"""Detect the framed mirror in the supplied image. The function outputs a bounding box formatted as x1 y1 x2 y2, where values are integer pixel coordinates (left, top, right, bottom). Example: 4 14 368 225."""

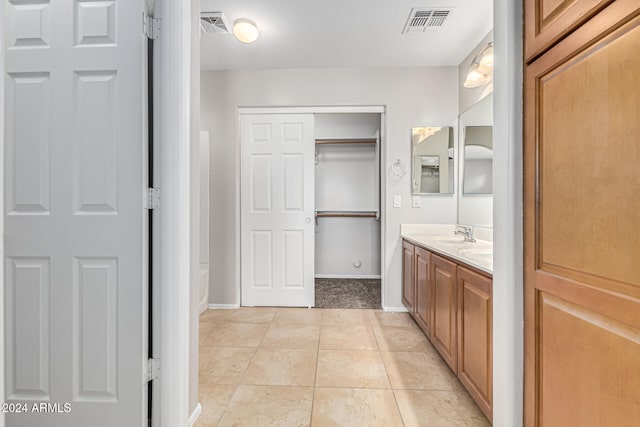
411 126 454 194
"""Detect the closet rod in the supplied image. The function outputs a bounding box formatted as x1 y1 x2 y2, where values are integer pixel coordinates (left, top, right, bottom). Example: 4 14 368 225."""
315 211 378 218
315 138 377 145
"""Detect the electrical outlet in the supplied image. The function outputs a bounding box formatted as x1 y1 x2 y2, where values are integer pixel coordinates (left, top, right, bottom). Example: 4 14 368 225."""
393 195 402 208
412 197 421 208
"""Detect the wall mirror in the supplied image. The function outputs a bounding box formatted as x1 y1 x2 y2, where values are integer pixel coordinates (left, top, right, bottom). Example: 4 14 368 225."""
463 126 493 194
460 94 493 195
411 126 454 194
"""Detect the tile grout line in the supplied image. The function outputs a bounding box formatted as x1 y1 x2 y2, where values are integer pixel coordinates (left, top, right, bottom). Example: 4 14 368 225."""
309 309 326 426
377 332 407 426
391 388 408 427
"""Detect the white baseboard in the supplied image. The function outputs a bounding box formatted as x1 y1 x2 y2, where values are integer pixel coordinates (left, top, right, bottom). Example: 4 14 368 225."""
188 403 201 427
314 274 382 279
208 303 240 310
382 306 409 312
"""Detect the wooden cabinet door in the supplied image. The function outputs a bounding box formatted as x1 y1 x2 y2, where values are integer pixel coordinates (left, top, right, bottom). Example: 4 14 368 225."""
402 240 415 313
414 246 432 338
431 254 457 372
457 267 492 422
524 0 613 61
524 10 640 427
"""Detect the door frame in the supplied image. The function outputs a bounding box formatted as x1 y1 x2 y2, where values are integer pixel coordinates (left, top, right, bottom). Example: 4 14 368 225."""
236 106 387 308
154 0 193 425
0 4 5 424
492 0 524 426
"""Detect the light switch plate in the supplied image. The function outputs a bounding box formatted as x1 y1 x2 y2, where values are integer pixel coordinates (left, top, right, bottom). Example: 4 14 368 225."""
412 197 421 208
393 195 402 208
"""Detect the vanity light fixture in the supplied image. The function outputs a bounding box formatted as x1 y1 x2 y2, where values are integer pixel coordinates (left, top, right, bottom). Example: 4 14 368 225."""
464 42 493 88
233 18 259 44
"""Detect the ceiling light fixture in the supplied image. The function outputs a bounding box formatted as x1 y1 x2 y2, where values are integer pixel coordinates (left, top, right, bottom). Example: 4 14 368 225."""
233 18 259 44
464 42 493 89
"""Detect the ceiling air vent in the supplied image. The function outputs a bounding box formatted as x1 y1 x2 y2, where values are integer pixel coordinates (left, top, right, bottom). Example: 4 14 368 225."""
200 12 231 34
403 8 454 34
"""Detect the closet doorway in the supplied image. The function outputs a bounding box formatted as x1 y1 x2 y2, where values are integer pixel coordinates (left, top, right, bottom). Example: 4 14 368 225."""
314 113 382 309
239 107 384 309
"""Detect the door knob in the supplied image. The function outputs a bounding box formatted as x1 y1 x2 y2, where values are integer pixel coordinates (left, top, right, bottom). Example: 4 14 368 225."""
305 217 311 224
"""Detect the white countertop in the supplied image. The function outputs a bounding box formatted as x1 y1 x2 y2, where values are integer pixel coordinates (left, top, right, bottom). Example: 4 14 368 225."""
400 224 493 275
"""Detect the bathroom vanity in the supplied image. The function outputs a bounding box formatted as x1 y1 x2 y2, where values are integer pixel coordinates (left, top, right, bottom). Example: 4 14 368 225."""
401 224 493 421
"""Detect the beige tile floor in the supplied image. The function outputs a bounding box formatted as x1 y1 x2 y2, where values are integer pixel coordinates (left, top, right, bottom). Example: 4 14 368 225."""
196 307 490 427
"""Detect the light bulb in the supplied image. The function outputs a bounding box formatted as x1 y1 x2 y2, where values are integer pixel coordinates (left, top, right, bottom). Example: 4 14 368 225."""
233 18 259 44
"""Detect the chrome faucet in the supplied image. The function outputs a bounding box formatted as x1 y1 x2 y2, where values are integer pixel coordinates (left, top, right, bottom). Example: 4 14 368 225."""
454 225 476 243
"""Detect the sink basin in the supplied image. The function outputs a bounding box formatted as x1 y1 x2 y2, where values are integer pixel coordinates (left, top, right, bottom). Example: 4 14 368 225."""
458 248 493 263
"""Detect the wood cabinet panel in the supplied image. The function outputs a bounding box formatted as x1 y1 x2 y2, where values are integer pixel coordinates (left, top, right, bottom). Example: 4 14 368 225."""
414 246 432 338
457 267 492 422
534 288 640 427
402 240 415 313
524 0 613 61
524 8 640 426
530 14 640 295
431 254 458 372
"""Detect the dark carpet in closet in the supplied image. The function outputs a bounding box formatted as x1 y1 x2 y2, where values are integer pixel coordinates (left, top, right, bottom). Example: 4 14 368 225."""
315 278 381 309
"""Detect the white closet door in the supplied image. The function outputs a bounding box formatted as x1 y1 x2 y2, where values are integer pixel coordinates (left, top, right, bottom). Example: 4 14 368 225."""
4 1 145 426
240 114 315 307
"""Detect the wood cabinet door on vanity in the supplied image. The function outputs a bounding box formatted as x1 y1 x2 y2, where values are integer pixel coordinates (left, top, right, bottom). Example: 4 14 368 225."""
402 240 415 313
457 267 492 421
525 0 614 60
414 246 432 338
524 3 640 426
431 254 458 372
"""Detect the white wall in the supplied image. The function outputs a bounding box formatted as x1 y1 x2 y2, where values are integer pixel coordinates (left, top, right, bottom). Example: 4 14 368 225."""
315 113 379 139
315 217 381 277
315 145 377 211
201 67 458 309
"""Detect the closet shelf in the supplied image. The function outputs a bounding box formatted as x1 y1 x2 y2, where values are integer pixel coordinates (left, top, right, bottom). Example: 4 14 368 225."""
315 138 377 145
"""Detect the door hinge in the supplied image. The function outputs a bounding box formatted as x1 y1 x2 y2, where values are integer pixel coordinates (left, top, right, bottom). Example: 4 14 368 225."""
144 187 160 210
144 358 160 383
143 13 160 39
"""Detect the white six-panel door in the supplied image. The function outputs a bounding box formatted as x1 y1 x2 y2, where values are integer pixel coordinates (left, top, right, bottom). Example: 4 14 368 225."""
240 114 315 307
4 1 146 426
